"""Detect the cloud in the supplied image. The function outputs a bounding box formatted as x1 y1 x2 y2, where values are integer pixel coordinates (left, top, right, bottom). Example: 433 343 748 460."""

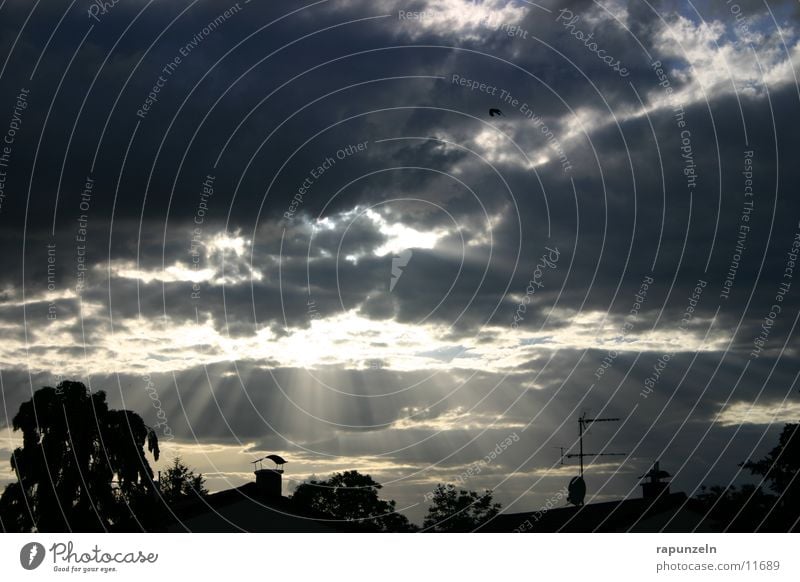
0 0 799 524
718 400 800 427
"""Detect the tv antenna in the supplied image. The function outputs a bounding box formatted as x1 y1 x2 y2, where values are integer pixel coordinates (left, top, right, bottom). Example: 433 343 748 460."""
560 413 627 477
559 412 627 505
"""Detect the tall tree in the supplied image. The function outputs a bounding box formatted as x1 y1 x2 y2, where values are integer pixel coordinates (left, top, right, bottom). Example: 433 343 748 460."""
741 423 800 530
292 470 416 532
742 423 800 495
0 381 160 532
159 457 207 505
422 484 501 532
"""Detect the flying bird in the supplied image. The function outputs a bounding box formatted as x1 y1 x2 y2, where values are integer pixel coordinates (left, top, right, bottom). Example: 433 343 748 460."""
489 108 503 117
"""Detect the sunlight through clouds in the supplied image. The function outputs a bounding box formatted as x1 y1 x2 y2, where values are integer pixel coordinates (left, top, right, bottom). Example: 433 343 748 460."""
718 401 800 427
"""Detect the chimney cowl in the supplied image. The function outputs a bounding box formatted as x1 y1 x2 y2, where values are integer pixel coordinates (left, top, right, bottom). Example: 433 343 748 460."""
639 461 671 500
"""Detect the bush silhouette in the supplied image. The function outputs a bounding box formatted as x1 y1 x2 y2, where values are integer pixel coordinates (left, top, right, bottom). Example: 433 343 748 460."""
423 484 501 532
292 470 416 531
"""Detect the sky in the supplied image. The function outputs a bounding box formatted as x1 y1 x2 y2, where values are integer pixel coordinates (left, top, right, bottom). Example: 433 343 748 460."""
1 0 800 525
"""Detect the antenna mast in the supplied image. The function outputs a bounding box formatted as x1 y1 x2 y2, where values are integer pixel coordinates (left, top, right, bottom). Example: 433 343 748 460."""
560 412 627 506
562 413 627 477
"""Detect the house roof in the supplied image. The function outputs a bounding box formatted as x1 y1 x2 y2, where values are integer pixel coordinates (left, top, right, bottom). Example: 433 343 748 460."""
165 482 367 532
478 492 723 532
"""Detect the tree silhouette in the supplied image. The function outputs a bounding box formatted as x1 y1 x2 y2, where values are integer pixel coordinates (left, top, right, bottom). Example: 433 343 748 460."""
0 381 160 532
292 470 416 531
422 484 501 532
741 423 800 530
742 423 800 494
159 457 207 505
694 484 778 531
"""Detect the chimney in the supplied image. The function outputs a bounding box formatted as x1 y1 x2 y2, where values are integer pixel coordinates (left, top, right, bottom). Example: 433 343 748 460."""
639 461 670 500
252 454 287 498
255 468 283 498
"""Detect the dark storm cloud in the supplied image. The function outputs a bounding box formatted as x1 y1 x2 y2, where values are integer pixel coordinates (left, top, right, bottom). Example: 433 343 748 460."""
0 0 796 333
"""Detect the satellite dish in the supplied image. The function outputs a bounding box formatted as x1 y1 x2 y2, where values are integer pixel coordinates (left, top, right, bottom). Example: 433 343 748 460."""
567 476 586 506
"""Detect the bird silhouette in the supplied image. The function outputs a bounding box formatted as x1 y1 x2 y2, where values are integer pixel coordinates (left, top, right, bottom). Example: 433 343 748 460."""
489 108 503 117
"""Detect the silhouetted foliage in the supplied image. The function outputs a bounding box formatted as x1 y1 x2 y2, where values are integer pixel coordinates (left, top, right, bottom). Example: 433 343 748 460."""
423 484 501 532
694 484 778 531
292 470 416 532
159 457 207 506
692 424 800 532
0 381 160 532
742 423 800 495
741 423 800 530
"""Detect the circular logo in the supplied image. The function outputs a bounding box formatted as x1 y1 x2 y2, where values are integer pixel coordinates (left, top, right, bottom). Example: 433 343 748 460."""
19 542 46 570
